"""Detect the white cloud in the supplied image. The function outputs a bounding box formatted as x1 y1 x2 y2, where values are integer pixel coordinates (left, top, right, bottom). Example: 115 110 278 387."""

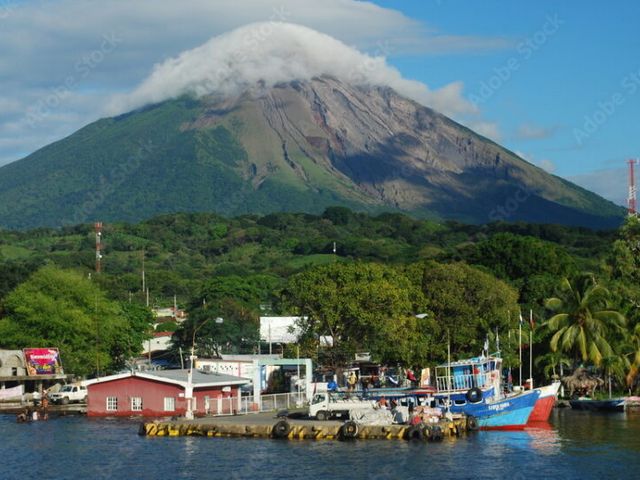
515 123 557 140
108 22 476 117
466 121 501 142
0 0 510 166
513 151 555 173
538 159 556 173
569 167 627 206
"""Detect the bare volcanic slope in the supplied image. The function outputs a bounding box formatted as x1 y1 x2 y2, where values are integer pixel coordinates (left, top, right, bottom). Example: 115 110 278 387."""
0 76 623 229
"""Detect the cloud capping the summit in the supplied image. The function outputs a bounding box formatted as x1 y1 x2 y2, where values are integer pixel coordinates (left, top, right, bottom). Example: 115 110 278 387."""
108 22 477 117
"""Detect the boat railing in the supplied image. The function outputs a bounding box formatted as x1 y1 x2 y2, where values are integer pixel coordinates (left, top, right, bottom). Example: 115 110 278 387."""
435 373 489 392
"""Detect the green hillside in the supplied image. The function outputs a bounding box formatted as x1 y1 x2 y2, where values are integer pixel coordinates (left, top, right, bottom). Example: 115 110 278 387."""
0 98 370 229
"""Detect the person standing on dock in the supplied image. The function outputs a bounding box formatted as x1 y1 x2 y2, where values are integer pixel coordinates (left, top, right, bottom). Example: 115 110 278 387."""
348 372 357 391
32 390 41 408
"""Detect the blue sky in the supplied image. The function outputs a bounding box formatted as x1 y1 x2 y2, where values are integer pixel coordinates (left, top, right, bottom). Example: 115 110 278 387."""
377 0 640 203
1 0 638 204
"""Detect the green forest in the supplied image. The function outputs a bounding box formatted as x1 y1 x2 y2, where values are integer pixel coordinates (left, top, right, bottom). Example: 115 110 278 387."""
0 208 638 393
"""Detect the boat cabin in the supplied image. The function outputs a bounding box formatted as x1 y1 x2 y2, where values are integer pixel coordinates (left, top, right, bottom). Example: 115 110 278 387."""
435 355 502 393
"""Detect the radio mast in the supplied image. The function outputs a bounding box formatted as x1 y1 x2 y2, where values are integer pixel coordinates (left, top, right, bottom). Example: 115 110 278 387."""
95 222 103 273
628 159 637 215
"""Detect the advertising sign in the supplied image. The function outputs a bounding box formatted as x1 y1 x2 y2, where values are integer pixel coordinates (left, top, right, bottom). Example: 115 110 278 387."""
23 348 64 375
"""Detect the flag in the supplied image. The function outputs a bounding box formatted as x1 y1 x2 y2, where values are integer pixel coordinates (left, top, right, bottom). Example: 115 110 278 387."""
519 312 524 325
529 309 535 329
483 336 489 353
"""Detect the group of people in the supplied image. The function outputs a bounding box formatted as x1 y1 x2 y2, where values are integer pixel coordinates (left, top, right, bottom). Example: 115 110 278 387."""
375 396 425 425
341 368 420 392
16 390 49 423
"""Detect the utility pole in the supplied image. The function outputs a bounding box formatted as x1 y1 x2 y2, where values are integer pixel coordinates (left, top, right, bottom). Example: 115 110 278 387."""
141 249 146 293
185 317 219 419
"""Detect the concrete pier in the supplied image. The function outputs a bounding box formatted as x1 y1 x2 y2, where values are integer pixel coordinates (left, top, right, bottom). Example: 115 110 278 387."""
139 412 472 441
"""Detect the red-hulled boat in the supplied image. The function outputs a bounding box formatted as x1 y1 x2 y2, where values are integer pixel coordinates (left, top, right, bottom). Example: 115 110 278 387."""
527 381 560 423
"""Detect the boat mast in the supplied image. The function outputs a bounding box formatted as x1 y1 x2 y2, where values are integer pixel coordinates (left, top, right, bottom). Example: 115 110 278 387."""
529 309 534 390
519 311 523 388
447 330 452 413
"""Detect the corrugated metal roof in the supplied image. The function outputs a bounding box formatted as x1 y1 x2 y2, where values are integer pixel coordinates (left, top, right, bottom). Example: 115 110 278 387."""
149 369 246 385
84 369 249 387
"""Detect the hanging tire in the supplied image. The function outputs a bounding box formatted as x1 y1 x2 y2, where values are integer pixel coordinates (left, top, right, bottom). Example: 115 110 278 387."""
271 420 291 439
315 410 328 421
430 425 444 442
466 415 479 432
422 424 433 441
405 425 425 441
340 421 358 440
465 387 483 403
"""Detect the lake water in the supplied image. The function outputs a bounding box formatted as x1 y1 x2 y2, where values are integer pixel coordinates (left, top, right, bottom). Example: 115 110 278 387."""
1 409 639 479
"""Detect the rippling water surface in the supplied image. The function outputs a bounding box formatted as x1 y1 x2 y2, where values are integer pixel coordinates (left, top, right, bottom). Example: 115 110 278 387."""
1 409 639 479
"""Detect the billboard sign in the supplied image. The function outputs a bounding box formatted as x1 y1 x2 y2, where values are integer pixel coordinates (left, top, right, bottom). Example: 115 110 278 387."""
23 348 64 376
259 316 304 343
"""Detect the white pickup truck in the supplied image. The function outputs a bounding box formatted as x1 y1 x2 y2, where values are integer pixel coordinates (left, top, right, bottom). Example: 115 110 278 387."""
308 392 377 421
48 384 87 405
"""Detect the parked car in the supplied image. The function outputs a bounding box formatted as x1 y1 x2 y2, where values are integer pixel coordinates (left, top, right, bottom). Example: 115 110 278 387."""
48 384 87 404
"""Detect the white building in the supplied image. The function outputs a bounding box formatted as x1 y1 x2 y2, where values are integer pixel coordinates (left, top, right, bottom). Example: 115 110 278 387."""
141 332 173 354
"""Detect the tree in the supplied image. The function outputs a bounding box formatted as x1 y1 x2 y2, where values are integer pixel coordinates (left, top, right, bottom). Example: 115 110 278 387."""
421 261 519 358
544 274 625 367
172 298 259 357
534 350 571 381
0 266 150 376
468 233 575 282
622 322 640 390
281 262 433 366
171 275 271 357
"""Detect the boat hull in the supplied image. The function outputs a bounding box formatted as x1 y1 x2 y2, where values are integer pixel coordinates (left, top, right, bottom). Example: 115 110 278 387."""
440 390 540 430
528 382 561 423
569 399 625 412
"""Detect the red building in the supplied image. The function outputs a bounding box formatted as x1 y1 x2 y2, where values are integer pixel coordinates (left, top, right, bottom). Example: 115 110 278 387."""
85 369 248 417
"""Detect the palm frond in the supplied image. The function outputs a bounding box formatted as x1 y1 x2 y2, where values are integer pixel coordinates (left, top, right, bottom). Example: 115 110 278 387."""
545 297 563 311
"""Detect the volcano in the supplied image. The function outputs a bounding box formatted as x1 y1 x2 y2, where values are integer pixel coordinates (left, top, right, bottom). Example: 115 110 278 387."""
0 76 623 229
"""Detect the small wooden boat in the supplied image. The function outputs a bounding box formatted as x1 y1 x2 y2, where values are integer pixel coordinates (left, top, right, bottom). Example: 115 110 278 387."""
569 397 625 412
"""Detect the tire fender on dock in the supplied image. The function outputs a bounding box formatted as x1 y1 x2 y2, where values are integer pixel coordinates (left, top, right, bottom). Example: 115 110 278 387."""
405 425 425 441
340 421 359 440
271 420 292 439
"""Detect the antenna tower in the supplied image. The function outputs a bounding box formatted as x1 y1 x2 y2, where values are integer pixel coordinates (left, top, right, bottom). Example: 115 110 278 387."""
628 159 637 215
95 222 103 273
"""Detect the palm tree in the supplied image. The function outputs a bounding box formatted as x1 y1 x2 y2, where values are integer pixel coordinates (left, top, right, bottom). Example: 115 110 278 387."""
600 355 627 397
535 350 572 380
623 322 640 390
544 274 625 367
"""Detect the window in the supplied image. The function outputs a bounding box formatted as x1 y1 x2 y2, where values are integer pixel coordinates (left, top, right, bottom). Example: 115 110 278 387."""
164 397 175 412
106 397 118 411
131 397 143 412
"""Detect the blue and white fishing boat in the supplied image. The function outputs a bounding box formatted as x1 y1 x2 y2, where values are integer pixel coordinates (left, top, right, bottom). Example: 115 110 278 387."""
433 354 540 430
